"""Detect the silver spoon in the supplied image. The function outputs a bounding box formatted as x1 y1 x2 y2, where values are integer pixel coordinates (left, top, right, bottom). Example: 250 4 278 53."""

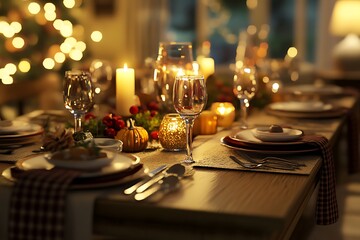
134 175 180 201
123 165 167 195
135 163 186 193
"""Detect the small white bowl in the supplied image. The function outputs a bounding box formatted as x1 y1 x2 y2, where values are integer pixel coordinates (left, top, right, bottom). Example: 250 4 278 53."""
251 127 303 142
45 149 116 171
90 138 123 152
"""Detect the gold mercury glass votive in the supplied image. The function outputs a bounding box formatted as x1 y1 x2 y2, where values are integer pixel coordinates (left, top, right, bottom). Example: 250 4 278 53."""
159 113 186 151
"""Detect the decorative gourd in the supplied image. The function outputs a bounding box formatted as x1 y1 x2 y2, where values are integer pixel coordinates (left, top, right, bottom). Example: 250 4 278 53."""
115 119 149 152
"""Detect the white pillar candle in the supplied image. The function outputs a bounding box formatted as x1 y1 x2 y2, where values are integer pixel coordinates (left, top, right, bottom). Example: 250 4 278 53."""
199 57 215 80
116 64 135 116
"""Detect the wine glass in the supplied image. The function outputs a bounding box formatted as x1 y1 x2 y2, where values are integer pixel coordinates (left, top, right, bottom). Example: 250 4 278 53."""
63 70 95 132
233 66 257 129
89 59 113 114
89 59 113 98
154 42 194 113
173 75 207 164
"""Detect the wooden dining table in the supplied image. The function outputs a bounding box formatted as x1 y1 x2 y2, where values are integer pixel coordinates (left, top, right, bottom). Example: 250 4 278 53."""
91 94 359 240
0 92 359 240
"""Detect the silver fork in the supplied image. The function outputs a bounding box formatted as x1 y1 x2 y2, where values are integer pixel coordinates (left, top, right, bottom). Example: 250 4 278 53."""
235 151 306 168
230 156 297 171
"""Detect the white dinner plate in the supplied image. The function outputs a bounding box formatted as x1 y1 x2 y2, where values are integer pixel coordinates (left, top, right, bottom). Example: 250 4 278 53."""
16 151 140 178
1 165 146 190
251 128 303 142
268 101 333 112
0 120 43 139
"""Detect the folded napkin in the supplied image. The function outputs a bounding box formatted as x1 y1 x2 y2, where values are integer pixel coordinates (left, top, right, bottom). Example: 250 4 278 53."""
347 98 360 173
301 135 339 225
8 168 81 240
8 163 143 240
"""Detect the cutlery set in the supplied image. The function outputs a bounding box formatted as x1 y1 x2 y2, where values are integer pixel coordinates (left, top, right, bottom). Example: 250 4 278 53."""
124 163 194 201
229 153 305 171
127 154 300 201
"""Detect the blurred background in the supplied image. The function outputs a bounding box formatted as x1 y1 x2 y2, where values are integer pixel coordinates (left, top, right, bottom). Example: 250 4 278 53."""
0 0 347 119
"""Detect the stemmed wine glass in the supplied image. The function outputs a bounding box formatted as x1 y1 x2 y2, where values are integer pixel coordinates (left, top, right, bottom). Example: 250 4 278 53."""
63 70 95 132
154 42 194 113
233 66 257 129
173 75 207 164
89 59 113 100
89 59 113 115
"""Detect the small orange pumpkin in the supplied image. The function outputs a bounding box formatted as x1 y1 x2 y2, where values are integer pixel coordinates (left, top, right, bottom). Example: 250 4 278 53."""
115 119 149 152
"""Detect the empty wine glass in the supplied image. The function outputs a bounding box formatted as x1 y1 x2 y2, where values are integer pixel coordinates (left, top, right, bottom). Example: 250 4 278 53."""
89 59 113 99
233 66 257 129
154 42 194 113
173 75 207 164
63 70 95 132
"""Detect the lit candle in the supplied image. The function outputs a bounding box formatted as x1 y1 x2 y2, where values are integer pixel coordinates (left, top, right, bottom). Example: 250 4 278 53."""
116 64 135 116
192 62 199 75
193 110 217 135
199 57 215 80
210 102 235 128
268 80 283 102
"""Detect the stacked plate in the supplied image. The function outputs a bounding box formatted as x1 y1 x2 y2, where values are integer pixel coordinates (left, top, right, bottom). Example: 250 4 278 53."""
266 101 346 118
2 150 145 189
221 128 318 154
0 120 44 148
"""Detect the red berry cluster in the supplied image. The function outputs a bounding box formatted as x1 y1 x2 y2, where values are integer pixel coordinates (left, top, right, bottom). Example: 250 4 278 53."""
129 101 161 140
102 113 126 138
84 112 96 121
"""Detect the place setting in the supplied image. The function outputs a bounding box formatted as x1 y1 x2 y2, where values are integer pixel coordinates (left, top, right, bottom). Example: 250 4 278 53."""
0 120 44 147
265 100 347 118
191 124 320 175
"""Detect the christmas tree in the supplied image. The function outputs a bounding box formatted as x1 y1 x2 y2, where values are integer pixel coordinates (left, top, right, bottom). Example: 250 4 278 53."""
0 0 90 84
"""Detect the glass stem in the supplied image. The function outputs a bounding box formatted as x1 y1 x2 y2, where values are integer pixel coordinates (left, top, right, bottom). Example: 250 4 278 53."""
74 113 82 132
239 98 248 129
184 117 195 163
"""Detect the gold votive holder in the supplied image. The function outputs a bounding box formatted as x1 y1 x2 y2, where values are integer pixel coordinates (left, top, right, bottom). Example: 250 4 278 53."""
210 102 236 128
159 113 186 151
193 110 217 135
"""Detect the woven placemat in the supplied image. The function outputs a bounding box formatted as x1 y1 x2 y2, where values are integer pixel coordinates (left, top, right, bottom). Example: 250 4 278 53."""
192 133 321 175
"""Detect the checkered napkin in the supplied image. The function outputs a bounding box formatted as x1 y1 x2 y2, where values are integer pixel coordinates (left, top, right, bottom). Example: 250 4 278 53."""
302 135 339 225
347 97 360 173
8 168 81 240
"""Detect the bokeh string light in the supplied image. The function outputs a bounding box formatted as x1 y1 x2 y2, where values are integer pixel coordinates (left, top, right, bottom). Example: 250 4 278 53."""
0 0 102 85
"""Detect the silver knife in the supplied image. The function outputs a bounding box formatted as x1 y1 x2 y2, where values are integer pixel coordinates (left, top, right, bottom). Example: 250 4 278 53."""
123 164 167 195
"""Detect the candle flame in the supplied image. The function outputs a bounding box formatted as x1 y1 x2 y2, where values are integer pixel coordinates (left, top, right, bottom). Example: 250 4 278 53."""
192 62 199 75
123 63 128 70
177 68 185 76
